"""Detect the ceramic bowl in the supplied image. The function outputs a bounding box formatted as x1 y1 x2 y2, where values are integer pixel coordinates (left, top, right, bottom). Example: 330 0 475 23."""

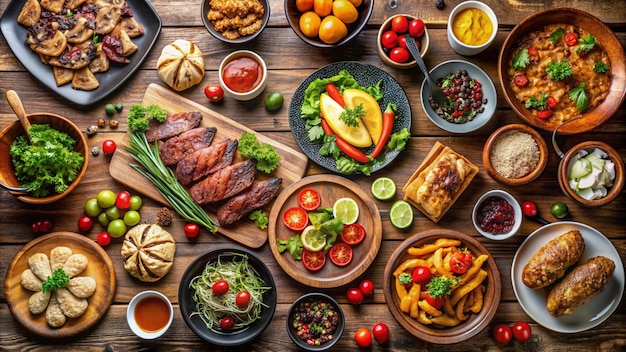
201 0 269 44
377 14 429 69
383 229 501 344
285 0 373 48
472 190 523 240
286 293 345 351
127 290 174 339
0 112 89 204
483 124 548 186
420 60 497 133
497 8 626 134
447 1 498 56
557 141 624 207
218 50 267 101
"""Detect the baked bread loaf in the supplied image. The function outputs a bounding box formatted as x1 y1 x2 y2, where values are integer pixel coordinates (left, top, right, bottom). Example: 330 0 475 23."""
402 142 479 223
121 224 176 282
157 39 205 91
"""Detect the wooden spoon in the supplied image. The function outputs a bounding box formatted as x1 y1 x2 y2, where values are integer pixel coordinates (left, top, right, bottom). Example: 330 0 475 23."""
6 90 32 143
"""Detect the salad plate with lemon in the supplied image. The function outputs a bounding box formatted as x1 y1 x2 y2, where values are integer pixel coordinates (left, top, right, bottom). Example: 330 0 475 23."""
289 62 412 175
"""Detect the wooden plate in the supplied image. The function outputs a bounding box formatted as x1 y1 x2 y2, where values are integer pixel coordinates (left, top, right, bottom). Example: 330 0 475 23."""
4 232 116 338
268 174 382 288
110 84 309 248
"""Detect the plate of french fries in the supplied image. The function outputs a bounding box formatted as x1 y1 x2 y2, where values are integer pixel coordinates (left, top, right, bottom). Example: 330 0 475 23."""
382 229 501 344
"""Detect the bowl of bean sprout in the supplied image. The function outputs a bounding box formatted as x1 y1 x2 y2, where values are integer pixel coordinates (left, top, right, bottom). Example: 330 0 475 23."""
178 248 277 346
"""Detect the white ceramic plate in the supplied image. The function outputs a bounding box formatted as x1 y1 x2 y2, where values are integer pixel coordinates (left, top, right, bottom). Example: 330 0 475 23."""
511 221 624 333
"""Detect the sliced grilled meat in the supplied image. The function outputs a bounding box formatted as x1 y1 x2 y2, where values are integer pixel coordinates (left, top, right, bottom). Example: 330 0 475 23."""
158 127 217 165
189 159 256 204
217 178 282 226
175 139 238 185
145 111 202 142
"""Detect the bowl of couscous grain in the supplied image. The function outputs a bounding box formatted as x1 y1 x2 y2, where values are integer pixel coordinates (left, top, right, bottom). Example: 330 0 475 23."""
482 124 548 186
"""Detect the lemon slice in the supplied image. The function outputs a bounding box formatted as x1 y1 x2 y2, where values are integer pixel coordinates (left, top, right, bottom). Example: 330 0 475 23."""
300 225 326 252
390 200 414 229
319 93 372 148
343 89 383 145
371 177 397 201
333 197 359 224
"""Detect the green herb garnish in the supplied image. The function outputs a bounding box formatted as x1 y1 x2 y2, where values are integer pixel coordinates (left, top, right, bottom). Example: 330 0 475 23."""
277 234 303 260
42 268 70 293
512 48 531 70
339 104 365 127
569 83 589 112
248 209 269 229
593 62 610 73
546 60 573 81
398 273 412 285
577 34 597 54
238 132 281 174
426 276 459 298
550 27 565 43
127 104 168 133
525 92 549 110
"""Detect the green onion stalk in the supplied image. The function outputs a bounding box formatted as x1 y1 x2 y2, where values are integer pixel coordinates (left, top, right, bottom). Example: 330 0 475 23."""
125 132 217 233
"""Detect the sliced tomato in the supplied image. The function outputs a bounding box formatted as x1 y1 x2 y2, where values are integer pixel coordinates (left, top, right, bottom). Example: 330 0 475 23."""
450 252 472 274
282 207 308 231
329 243 353 266
425 292 445 309
340 223 366 245
513 74 528 87
302 249 326 271
297 188 321 211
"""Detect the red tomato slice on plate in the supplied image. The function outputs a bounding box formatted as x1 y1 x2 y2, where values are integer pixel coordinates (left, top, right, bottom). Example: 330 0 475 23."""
297 188 321 211
302 249 326 271
340 223 366 245
282 207 309 231
329 243 353 266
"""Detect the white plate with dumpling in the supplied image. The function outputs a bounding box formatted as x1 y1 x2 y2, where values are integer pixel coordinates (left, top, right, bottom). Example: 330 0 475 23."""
4 231 116 338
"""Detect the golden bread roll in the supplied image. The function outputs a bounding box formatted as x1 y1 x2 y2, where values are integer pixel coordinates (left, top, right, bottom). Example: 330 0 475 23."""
522 230 585 289
546 256 615 317
157 39 205 91
121 224 176 282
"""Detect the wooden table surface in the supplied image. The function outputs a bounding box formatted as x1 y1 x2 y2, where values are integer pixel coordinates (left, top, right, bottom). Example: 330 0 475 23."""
1 0 625 350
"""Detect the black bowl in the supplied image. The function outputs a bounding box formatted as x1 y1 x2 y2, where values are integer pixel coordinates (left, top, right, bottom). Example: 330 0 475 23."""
201 0 270 44
178 248 276 346
286 293 345 351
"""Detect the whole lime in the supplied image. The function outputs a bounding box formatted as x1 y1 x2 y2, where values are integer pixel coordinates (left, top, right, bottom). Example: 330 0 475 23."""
550 201 569 219
264 92 284 111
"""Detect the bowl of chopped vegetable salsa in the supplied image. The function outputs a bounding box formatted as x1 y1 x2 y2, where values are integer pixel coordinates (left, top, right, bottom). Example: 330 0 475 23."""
178 248 277 346
286 293 345 351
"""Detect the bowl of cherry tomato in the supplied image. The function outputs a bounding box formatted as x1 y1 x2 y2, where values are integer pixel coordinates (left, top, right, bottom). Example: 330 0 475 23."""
377 14 429 69
285 0 373 48
286 292 345 351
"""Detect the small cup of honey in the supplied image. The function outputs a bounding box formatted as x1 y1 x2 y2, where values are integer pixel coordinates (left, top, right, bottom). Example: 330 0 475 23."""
127 290 174 339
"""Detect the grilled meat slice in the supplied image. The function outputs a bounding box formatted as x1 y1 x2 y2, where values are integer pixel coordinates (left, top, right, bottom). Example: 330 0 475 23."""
158 127 217 165
189 159 256 204
217 178 282 226
175 139 238 185
145 111 202 142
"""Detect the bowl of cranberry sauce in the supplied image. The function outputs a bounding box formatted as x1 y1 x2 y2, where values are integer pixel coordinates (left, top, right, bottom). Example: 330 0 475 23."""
472 190 522 240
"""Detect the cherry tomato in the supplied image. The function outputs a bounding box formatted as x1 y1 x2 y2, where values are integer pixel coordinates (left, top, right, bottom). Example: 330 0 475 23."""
512 321 532 342
397 34 408 49
212 279 229 296
31 222 40 234
354 327 372 347
346 287 364 305
425 292 445 309
340 223 366 245
391 15 409 33
521 200 538 217
204 84 224 102
77 215 93 232
381 30 399 49
302 249 326 271
514 74 529 87
450 251 472 274
115 190 131 210
359 279 375 295
184 223 200 238
102 139 117 155
329 243 353 266
565 32 578 46
389 47 409 63
536 109 552 119
219 316 235 330
97 231 112 247
282 207 309 232
408 18 425 37
97 189 116 208
527 47 539 61
297 188 321 211
236 290 251 308
372 322 389 344
493 323 512 344
32 219 53 234
547 96 558 109
411 266 432 287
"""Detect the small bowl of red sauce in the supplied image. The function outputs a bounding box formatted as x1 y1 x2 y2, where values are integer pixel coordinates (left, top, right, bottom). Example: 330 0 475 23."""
219 50 267 101
472 190 522 240
127 290 174 339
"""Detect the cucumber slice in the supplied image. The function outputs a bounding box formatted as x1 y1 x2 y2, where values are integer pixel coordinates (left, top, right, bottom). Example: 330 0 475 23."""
569 158 591 180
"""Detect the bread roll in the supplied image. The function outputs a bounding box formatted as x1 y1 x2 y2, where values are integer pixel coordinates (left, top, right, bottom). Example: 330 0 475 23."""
121 224 176 282
157 39 204 91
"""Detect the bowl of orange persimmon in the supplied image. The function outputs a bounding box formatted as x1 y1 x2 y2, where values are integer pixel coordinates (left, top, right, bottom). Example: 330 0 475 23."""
382 229 501 344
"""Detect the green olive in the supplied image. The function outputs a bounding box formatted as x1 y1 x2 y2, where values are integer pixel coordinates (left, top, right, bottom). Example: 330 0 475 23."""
264 92 284 111
105 205 120 220
107 219 127 238
97 190 116 208
104 103 116 116
84 198 102 218
129 195 143 211
550 202 569 219
123 210 141 226
98 212 110 227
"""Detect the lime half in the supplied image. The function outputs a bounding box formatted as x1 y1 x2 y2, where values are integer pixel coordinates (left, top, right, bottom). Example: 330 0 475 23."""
371 177 397 201
333 197 359 224
300 225 326 252
390 200 414 229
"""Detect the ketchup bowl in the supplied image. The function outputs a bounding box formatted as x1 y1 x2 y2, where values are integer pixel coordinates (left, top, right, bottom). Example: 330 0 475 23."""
127 290 174 339
218 50 267 101
472 189 522 240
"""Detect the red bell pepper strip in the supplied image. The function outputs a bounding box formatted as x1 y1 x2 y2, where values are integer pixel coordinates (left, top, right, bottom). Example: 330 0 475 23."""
321 119 370 163
325 83 345 107
370 103 396 159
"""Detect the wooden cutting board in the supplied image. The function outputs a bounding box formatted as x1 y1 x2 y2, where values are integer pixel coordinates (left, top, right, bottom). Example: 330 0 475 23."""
110 83 309 248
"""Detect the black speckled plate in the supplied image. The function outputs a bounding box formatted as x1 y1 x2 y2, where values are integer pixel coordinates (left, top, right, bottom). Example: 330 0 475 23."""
288 61 411 175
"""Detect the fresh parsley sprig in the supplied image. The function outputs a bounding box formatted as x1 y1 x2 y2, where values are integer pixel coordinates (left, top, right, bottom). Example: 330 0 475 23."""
569 83 589 112
546 60 573 81
593 62 609 73
339 104 365 127
525 92 549 110
550 27 565 43
512 48 531 70
42 268 70 293
577 34 597 55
